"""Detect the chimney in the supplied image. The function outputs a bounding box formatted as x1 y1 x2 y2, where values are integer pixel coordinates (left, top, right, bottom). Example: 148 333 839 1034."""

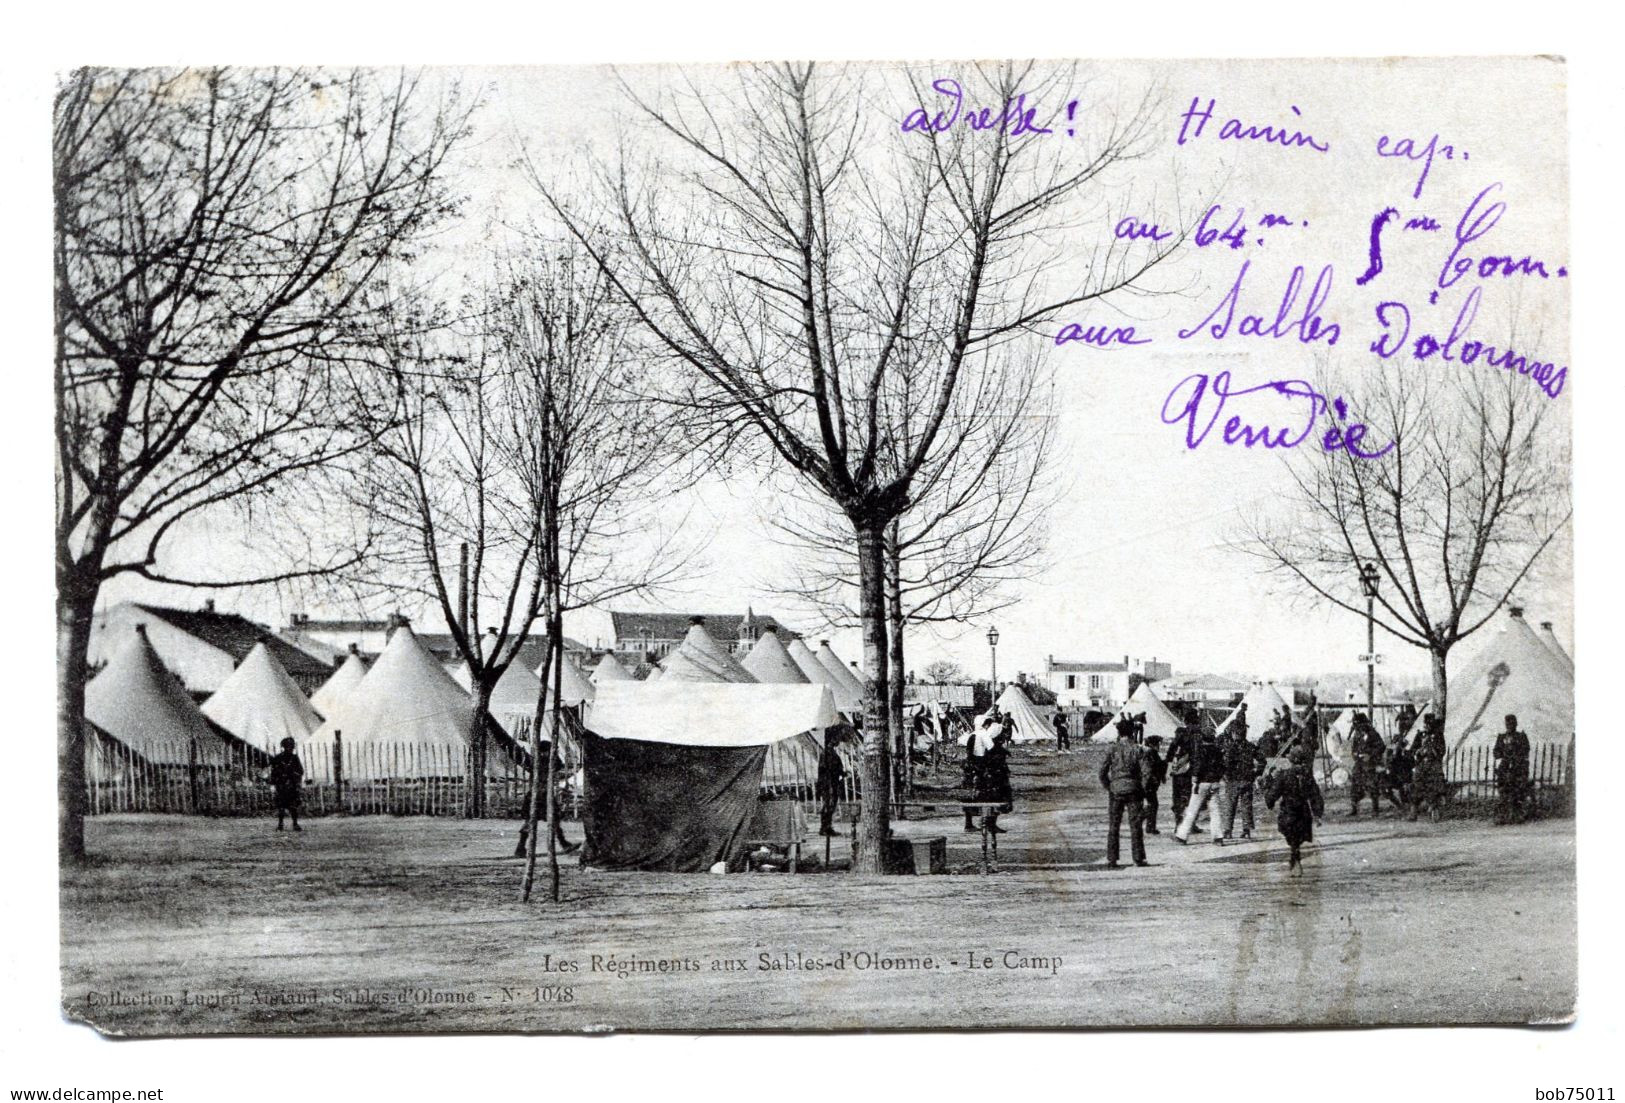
1123 654 1129 668
1509 605 1524 619
1540 620 1554 631
290 612 308 628
348 642 360 656
203 598 216 613
820 639 830 648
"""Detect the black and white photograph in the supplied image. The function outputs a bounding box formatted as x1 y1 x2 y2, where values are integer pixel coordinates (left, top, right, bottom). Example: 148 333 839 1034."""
5 8 1619 1097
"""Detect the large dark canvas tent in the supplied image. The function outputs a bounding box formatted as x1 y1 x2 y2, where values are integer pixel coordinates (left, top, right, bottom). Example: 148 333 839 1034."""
579 681 838 872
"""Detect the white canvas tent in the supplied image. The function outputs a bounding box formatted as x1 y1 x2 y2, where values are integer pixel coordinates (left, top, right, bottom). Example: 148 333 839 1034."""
310 650 368 718
201 641 322 753
786 637 860 712
1437 607 1574 753
305 626 503 780
534 654 597 705
994 684 1052 743
1088 681 1183 743
658 621 757 684
591 652 635 683
589 681 839 747
1539 620 1575 677
87 626 233 767
1216 682 1295 739
815 642 866 700
742 629 810 684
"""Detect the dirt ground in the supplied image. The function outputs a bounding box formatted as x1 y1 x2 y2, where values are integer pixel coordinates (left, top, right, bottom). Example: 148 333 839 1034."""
60 746 1576 1034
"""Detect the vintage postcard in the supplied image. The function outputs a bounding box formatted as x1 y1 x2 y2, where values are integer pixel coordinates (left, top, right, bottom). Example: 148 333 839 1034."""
52 56 1574 1036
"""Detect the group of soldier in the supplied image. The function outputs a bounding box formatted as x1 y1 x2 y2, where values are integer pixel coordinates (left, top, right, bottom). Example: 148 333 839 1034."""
1091 697 1541 870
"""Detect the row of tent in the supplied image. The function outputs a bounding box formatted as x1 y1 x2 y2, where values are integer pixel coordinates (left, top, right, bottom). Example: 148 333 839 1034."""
1077 607 1575 762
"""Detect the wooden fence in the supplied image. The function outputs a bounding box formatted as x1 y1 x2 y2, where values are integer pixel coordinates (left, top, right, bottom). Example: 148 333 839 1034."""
1319 739 1575 818
84 731 852 818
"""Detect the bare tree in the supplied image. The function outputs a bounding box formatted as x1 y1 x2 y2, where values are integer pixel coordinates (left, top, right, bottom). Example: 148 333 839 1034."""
54 67 472 861
1237 359 1570 732
770 358 1061 796
540 61 1174 870
492 244 694 903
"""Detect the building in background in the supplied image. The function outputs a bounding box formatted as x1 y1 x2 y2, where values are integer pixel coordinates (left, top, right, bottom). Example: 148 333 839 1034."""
284 612 586 670
91 600 334 696
570 607 801 664
1155 672 1250 705
1043 654 1172 710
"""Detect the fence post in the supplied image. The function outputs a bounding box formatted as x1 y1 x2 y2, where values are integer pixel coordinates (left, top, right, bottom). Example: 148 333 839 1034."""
187 738 200 813
333 731 344 815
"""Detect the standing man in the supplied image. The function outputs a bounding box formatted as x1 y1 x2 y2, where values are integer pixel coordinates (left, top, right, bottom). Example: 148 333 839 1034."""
1099 718 1149 868
269 736 304 832
816 729 848 837
1053 709 1071 754
962 711 999 832
1175 725 1227 844
1383 729 1414 812
1166 718 1198 832
1141 735 1168 835
1348 713 1386 817
1409 714 1449 822
1220 724 1265 841
1494 713 1532 824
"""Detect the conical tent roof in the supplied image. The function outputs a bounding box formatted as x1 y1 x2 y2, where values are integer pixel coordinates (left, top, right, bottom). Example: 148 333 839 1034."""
306 626 485 778
201 641 321 752
592 652 634 683
658 622 756 683
994 684 1051 743
1539 621 1575 677
311 652 368 718
1441 608 1573 752
787 638 859 712
87 627 230 766
534 653 597 705
489 660 543 723
1089 681 1183 743
816 642 865 698
445 659 473 692
1216 682 1294 739
741 630 809 684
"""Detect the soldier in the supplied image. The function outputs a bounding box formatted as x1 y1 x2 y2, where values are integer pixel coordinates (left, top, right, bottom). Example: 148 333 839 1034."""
1348 713 1386 816
978 727 1014 835
1383 729 1414 811
1494 713 1533 824
268 736 304 832
1142 735 1168 835
962 710 1000 832
1098 718 1150 868
1052 710 1071 753
1165 718 1199 832
815 729 847 837
1263 745 1325 871
1256 708 1284 761
1409 714 1448 822
1174 726 1227 844
1220 724 1265 841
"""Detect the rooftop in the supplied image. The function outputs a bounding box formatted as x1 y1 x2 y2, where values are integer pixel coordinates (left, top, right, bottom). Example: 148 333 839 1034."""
609 610 799 643
132 603 332 680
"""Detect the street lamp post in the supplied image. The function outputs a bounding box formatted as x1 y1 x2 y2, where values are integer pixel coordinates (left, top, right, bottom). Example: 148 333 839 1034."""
987 626 1001 699
1359 562 1380 725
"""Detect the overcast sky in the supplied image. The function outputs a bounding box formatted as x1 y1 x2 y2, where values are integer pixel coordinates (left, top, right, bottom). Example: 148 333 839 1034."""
99 58 1573 686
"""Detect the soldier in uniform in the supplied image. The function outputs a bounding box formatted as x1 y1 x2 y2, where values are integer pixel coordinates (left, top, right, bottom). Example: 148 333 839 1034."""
1098 718 1150 868
1166 718 1198 831
269 736 304 832
1052 710 1071 753
1494 713 1533 824
1255 708 1284 761
1141 735 1167 835
1220 723 1265 841
1382 729 1414 811
1409 714 1448 821
1347 713 1386 816
978 726 1014 835
1175 725 1227 844
1263 744 1325 871
815 729 847 837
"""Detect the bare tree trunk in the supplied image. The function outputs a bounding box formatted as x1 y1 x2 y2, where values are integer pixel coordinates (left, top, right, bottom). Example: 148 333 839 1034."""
853 519 890 873
547 608 564 904
885 522 908 807
56 577 96 864
1430 648 1450 730
519 702 546 900
467 685 492 819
